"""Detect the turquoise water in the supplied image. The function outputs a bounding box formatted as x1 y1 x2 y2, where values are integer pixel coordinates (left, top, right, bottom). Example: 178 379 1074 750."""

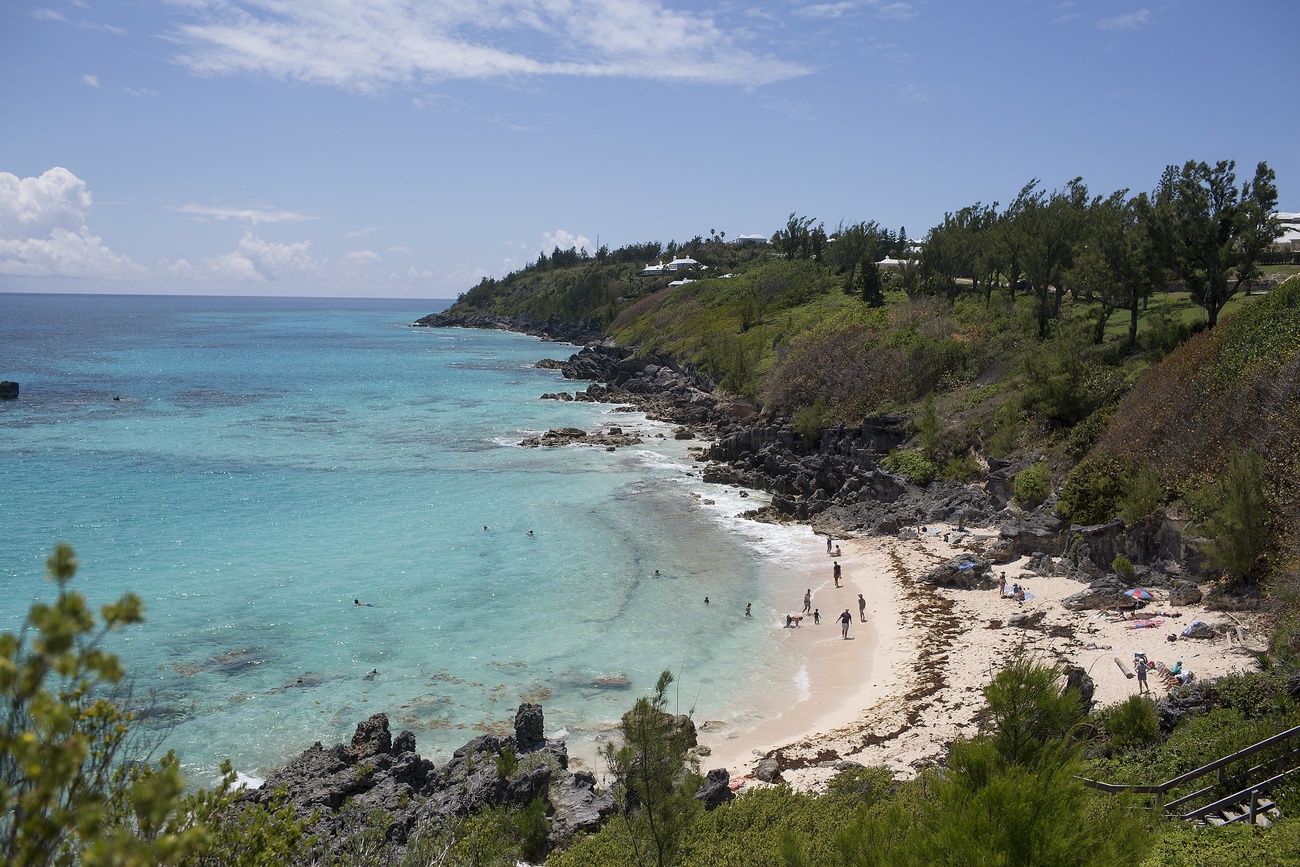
0 293 815 783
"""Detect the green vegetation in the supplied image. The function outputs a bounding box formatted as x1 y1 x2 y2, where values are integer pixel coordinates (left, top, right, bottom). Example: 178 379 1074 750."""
880 450 937 487
1013 463 1052 506
0 545 308 867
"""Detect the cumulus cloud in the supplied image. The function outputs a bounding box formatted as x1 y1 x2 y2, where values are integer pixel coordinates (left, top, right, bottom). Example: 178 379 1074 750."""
0 167 146 278
168 0 810 88
1097 9 1151 30
161 231 317 281
173 202 317 224
83 74 101 87
541 229 593 256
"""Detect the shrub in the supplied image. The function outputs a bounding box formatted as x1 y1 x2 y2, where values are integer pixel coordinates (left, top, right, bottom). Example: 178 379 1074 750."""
941 453 981 484
1013 463 1052 506
1118 466 1165 525
985 402 1022 458
793 396 828 449
1057 457 1126 525
1112 556 1135 577
881 450 938 486
1103 695 1160 750
1199 447 1271 581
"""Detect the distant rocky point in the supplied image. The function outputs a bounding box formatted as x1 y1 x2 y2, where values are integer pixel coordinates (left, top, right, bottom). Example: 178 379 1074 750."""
0 381 18 400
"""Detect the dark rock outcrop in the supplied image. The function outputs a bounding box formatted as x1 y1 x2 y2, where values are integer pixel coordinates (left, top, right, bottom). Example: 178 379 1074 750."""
246 705 578 861
917 556 994 590
0 381 17 400
694 768 735 810
412 312 603 344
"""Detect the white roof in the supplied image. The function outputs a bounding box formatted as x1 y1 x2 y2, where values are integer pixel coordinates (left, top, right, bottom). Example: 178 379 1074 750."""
1276 212 1300 223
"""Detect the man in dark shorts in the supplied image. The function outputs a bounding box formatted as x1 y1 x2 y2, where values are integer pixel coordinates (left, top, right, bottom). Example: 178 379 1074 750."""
839 609 852 638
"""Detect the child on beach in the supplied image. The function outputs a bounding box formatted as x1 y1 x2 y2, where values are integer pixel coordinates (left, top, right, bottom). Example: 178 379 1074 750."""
813 608 821 624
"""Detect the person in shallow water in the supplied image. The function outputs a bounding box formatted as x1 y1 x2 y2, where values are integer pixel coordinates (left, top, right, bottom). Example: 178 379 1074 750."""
813 608 821 625
745 603 752 617
803 589 812 613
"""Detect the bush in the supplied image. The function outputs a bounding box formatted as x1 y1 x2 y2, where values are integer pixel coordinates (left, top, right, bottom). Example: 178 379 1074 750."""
1118 466 1165 525
1112 556 1135 577
1199 447 1271 581
881 450 938 486
1102 696 1160 750
1057 457 1126 525
1013 463 1052 506
941 453 981 484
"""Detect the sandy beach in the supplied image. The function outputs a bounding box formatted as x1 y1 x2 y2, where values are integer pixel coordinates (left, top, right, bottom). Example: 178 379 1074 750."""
697 523 1264 790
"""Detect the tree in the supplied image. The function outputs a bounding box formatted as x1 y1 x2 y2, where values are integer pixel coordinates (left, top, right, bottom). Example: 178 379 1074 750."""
1071 190 1163 347
1012 178 1089 337
827 221 880 296
829 659 1149 867
1200 446 1271 581
0 546 307 867
1150 159 1280 328
600 670 701 867
0 545 204 865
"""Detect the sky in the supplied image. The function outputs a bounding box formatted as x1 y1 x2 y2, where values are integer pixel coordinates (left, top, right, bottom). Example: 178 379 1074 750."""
1 1 1297 300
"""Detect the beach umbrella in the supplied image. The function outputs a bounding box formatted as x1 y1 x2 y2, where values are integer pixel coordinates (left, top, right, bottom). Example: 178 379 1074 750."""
1124 588 1154 600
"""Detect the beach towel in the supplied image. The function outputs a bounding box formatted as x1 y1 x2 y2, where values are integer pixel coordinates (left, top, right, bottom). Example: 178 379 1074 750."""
957 561 976 571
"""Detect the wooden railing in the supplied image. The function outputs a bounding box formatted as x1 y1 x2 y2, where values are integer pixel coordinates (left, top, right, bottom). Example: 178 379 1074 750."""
1079 723 1300 823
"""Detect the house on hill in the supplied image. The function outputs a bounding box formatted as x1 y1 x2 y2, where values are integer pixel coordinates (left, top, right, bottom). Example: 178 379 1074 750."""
1272 212 1300 254
640 255 708 276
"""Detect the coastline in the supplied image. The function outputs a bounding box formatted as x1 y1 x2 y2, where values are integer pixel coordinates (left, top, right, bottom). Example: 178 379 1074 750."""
700 522 1263 790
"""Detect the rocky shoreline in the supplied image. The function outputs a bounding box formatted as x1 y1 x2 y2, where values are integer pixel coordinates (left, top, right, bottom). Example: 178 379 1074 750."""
233 313 1261 859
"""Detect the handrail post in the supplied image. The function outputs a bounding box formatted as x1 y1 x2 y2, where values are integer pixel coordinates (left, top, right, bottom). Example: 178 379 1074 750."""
1249 789 1259 824
1155 791 1163 815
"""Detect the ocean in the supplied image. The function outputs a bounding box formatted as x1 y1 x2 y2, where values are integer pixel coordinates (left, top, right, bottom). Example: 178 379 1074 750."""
0 292 818 785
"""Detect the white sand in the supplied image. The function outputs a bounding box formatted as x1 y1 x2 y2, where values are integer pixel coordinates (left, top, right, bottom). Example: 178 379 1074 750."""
695 523 1263 791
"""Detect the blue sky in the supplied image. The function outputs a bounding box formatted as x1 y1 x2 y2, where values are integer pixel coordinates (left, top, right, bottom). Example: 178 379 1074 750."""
2 0 1296 299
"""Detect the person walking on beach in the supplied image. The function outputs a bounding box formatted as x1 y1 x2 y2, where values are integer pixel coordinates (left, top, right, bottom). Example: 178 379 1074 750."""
1135 653 1150 694
745 603 752 618
833 561 842 587
813 608 821 625
802 589 812 613
857 593 866 621
839 609 852 639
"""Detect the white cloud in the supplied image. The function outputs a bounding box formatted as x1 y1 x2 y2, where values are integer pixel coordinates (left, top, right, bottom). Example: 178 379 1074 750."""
160 231 316 282
346 225 381 238
168 0 810 88
541 229 593 256
0 167 147 278
1097 9 1151 30
83 74 101 87
173 202 317 224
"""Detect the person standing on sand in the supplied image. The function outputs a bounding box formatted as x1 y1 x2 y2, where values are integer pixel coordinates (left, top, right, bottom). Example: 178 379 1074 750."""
745 603 752 618
833 561 842 587
998 572 1007 597
827 535 833 554
1135 653 1150 694
803 589 812 613
839 609 852 639
858 593 866 621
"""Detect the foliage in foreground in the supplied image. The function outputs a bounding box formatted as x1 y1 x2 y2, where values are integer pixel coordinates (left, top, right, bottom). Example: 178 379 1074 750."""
0 546 308 867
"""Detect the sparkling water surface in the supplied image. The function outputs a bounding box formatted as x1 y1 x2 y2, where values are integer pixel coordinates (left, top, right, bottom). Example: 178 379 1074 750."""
0 292 815 783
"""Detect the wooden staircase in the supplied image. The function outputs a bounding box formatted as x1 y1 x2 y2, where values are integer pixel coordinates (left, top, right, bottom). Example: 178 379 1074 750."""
1080 723 1300 826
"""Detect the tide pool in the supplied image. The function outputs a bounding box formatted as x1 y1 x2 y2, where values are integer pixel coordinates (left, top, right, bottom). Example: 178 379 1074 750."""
0 293 816 784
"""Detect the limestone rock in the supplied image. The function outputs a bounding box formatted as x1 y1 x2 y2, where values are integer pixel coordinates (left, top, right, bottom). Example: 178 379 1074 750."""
0 381 18 400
